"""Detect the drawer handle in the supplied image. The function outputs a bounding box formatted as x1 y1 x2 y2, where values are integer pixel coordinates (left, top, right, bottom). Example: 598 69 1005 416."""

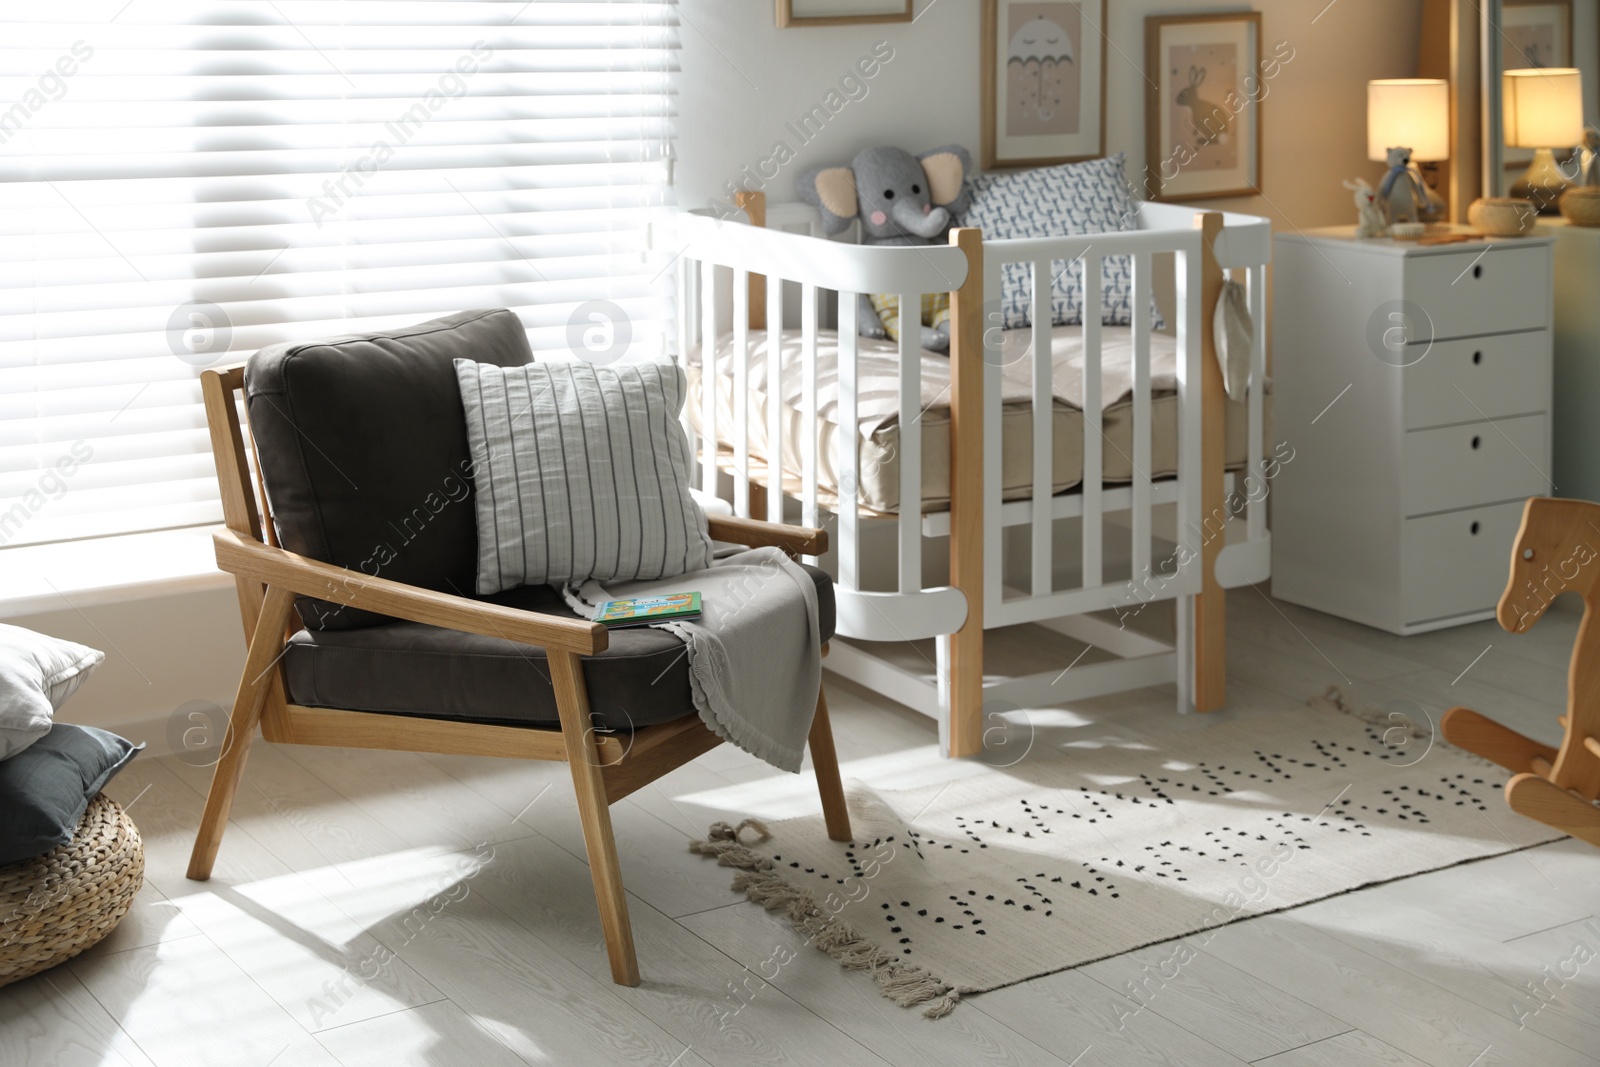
1470 435 1481 450
1473 264 1483 279
1470 521 1480 535
1472 350 1482 365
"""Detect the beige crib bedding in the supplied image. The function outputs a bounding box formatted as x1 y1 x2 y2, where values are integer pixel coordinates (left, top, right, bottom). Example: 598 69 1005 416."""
685 328 1271 515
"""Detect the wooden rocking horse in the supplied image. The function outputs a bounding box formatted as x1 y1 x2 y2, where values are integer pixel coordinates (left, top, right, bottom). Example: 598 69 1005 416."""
1442 497 1600 848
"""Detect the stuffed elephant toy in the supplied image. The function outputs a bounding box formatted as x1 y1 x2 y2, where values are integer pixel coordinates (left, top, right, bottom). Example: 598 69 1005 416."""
796 145 974 353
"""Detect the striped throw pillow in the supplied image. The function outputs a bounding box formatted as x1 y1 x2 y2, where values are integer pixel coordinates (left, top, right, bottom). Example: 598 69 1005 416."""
454 358 713 594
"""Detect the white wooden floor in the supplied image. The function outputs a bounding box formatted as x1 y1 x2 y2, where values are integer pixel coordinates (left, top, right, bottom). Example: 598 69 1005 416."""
3 585 1597 1067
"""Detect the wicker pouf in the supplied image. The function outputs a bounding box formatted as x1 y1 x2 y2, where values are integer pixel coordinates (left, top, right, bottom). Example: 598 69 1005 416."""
0 794 144 987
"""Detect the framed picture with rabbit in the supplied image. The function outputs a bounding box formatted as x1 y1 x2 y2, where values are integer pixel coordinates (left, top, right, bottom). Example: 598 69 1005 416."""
1144 12 1266 201
981 0 1108 168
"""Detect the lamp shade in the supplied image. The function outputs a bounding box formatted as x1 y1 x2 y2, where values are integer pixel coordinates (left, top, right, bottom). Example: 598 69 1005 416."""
1503 67 1584 148
1367 79 1451 162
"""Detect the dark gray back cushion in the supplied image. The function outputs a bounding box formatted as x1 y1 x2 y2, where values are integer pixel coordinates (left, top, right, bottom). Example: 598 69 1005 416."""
246 309 533 630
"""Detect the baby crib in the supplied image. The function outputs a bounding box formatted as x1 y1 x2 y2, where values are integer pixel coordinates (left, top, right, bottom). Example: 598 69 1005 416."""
673 191 1272 758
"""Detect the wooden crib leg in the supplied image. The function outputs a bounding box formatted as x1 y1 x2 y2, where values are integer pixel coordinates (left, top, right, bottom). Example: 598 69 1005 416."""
1506 773 1600 847
1440 707 1560 776
947 225 987 757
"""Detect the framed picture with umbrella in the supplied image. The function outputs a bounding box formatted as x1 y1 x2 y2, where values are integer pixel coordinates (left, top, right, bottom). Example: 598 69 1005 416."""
1144 12 1266 201
981 0 1107 169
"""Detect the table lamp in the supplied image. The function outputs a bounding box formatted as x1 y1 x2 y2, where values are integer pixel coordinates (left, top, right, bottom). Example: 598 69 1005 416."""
1503 67 1585 208
1367 78 1450 225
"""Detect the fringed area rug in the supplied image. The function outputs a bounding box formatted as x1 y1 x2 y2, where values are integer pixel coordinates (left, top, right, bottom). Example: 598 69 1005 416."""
690 689 1566 1017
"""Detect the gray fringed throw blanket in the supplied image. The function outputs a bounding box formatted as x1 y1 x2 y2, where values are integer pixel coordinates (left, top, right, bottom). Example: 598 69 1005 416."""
564 546 821 772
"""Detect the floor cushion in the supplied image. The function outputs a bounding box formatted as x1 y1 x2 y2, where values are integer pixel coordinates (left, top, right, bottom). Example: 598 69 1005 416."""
0 624 104 761
0 723 139 867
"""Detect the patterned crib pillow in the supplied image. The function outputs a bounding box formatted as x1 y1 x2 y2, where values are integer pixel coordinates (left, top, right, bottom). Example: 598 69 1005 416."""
963 153 1166 332
454 358 713 594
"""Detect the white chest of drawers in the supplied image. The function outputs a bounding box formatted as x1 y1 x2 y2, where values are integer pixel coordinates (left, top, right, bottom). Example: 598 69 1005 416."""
1271 226 1555 635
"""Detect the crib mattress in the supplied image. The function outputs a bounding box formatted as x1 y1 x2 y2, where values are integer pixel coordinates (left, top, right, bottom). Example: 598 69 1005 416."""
686 328 1271 514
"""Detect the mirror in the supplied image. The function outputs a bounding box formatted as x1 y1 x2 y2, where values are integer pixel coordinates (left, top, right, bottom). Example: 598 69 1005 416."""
1482 0 1600 203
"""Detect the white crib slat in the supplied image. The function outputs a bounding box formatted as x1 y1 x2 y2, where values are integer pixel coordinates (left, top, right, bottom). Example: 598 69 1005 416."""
700 259 719 496
1176 241 1203 598
1131 252 1152 587
1247 262 1267 541
677 254 694 460
898 293 922 594
1176 593 1195 714
767 277 784 523
1081 254 1102 589
801 283 820 535
839 293 860 590
984 257 1005 618
732 267 750 517
1030 260 1052 598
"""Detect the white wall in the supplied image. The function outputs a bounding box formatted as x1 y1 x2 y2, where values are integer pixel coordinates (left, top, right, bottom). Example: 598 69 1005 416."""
24 2 1428 751
12 586 245 755
676 0 1425 236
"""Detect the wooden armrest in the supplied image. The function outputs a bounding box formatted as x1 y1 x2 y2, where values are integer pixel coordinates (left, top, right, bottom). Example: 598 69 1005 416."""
213 530 608 656
706 514 828 556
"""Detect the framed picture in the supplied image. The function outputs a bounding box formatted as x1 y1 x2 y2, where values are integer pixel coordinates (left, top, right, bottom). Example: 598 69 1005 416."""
777 0 912 28
1502 0 1572 70
1144 12 1263 201
981 0 1108 169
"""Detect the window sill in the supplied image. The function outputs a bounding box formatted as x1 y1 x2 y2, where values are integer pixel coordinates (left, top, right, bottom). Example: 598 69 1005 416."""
0 526 235 620
1 499 733 621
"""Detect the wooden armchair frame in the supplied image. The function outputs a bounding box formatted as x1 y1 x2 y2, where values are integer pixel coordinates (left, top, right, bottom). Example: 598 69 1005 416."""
190 366 852 985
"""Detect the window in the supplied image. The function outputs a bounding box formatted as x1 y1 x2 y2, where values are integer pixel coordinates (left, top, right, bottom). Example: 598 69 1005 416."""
0 0 676 549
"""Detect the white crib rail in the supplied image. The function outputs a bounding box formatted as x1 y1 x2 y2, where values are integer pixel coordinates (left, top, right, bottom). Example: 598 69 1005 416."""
1204 210 1273 589
677 212 965 296
675 208 971 642
675 199 1271 749
980 227 1207 628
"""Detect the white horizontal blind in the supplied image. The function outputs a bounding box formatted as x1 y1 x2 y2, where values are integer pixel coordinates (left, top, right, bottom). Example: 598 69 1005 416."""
0 0 676 548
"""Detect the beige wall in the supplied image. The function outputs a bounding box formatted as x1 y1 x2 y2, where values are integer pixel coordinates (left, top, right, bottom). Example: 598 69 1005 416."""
676 0 1424 240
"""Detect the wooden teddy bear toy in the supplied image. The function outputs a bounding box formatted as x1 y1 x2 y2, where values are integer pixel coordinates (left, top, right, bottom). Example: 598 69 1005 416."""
1441 497 1600 847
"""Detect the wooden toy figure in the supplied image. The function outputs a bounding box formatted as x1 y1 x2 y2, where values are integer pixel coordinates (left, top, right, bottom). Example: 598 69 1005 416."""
1442 497 1600 847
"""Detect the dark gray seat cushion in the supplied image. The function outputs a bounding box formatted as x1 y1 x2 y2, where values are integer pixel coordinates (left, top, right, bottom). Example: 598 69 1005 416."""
281 566 836 731
246 309 533 631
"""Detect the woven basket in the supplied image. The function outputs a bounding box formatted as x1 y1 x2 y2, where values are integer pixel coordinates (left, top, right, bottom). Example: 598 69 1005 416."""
1560 187 1600 227
1468 197 1540 237
0 794 144 987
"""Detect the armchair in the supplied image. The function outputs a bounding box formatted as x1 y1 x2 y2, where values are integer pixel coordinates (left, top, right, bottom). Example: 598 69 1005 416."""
189 310 850 986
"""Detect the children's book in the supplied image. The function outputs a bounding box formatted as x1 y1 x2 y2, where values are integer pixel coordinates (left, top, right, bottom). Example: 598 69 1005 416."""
593 591 702 628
